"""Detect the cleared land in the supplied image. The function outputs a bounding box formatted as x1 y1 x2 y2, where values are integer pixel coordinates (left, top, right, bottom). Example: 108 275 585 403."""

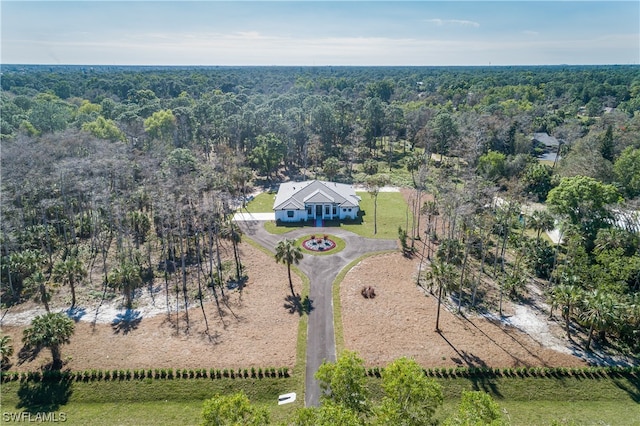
1 243 301 372
339 251 585 368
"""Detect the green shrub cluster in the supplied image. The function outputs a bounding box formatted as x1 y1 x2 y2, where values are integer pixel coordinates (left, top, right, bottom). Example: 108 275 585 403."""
0 366 291 383
364 365 639 379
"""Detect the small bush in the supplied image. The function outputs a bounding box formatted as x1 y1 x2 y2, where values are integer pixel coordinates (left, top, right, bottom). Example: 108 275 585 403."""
28 371 42 381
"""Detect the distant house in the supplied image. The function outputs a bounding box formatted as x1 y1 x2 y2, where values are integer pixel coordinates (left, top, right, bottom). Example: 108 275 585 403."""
273 180 361 223
532 132 563 162
532 132 560 150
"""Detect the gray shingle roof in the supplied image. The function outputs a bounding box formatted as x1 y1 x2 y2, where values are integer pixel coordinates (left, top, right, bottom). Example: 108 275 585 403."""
532 132 560 147
273 180 360 210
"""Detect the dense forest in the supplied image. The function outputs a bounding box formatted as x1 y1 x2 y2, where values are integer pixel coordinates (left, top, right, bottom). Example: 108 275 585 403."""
1 65 639 355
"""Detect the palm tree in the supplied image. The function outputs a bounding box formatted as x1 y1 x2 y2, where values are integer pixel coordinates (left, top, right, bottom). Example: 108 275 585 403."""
406 152 422 187
580 289 619 351
9 248 44 299
127 210 151 249
552 283 583 341
529 210 555 243
1 335 14 369
429 260 457 332
22 312 75 369
593 227 631 254
275 239 303 299
366 174 390 235
422 200 439 260
24 270 51 312
52 256 86 308
108 260 143 309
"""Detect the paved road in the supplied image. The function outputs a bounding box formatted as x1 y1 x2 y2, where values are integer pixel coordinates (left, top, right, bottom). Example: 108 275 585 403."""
237 220 397 406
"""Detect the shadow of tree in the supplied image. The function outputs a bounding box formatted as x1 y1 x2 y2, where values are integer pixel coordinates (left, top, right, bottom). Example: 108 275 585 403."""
226 275 248 291
17 378 72 413
439 331 503 399
65 307 86 322
284 294 314 316
111 309 142 334
17 345 41 366
612 375 640 403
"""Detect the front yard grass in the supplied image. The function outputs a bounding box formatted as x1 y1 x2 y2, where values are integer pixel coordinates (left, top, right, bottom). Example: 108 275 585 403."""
341 191 410 239
243 192 276 213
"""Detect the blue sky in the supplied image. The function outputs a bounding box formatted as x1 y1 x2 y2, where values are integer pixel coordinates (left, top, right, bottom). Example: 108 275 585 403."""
2 1 638 66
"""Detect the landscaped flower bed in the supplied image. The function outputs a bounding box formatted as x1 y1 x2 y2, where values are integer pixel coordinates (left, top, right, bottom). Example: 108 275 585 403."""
302 236 337 252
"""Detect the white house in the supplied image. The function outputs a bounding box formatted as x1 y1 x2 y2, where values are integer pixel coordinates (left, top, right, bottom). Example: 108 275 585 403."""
273 180 361 223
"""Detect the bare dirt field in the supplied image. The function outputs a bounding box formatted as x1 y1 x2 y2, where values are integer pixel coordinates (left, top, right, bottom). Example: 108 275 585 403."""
339 251 586 368
1 244 302 371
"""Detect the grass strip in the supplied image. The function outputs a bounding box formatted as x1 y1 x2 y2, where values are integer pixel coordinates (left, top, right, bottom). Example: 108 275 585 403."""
2 374 636 425
367 375 640 426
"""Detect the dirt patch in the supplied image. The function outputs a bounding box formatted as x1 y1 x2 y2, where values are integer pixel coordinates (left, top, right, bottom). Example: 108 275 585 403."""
1 244 302 371
340 252 586 368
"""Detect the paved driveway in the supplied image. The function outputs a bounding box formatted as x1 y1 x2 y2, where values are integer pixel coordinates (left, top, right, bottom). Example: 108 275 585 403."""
237 219 397 406
233 212 276 221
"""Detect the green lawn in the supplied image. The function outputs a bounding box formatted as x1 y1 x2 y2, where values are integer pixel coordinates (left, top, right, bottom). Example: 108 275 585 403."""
243 192 276 213
341 191 411 239
0 378 300 425
369 375 640 426
2 374 637 425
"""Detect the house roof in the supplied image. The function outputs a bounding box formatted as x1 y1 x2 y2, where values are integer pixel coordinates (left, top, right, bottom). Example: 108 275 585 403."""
273 180 361 211
532 132 560 147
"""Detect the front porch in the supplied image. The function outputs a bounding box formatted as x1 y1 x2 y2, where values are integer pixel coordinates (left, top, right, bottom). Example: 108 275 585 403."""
306 203 339 221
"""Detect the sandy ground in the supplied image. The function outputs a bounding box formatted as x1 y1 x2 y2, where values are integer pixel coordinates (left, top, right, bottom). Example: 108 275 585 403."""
1 244 302 371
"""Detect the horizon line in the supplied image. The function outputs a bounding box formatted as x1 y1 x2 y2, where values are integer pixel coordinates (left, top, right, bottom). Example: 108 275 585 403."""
3 63 639 67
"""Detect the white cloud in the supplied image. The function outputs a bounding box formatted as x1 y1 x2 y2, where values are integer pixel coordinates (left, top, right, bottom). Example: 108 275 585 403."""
425 18 480 28
3 30 638 66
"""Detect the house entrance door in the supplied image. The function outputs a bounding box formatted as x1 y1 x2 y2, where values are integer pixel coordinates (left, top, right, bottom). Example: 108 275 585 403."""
315 204 323 218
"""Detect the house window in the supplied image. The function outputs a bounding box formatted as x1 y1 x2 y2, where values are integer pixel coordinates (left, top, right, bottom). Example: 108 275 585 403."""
332 206 337 215
307 207 312 215
287 211 294 218
348 208 352 212
325 206 330 215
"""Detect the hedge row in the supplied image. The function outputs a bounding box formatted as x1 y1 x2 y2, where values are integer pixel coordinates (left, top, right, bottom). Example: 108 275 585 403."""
365 365 640 379
1 367 291 383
